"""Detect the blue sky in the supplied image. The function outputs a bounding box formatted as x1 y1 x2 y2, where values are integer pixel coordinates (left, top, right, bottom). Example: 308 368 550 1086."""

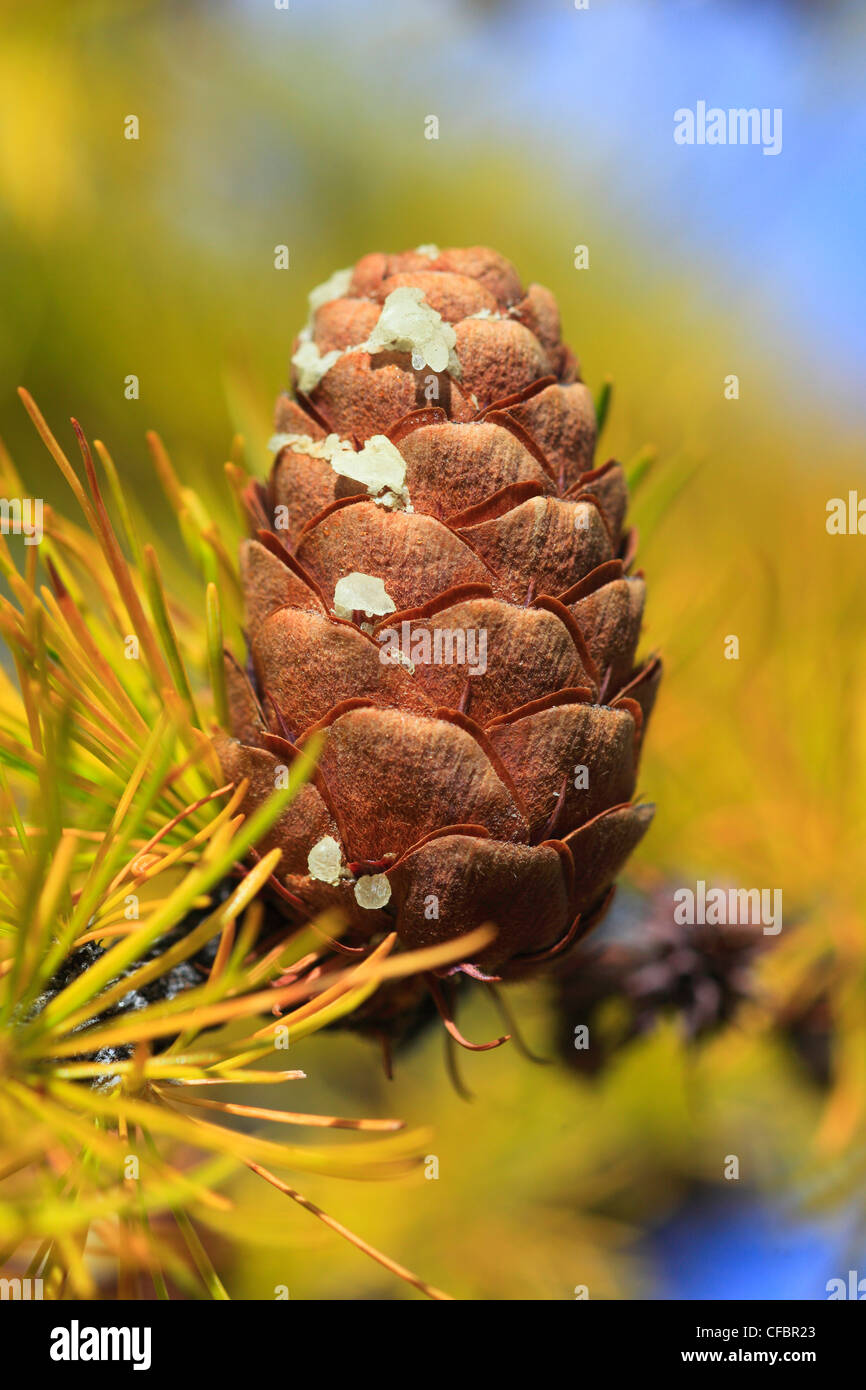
644 1191 863 1300
235 0 866 418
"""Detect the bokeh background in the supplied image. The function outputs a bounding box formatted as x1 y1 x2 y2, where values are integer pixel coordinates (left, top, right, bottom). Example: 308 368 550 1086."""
2 0 865 1298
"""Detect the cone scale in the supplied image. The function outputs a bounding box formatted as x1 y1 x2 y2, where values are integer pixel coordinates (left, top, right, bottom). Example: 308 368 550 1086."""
221 246 661 979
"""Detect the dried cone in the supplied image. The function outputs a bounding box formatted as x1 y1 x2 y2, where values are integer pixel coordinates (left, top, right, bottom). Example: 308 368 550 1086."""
554 885 766 1075
221 246 661 982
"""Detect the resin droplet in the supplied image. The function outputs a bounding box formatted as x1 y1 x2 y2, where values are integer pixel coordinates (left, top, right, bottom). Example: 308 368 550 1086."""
364 287 461 377
291 337 341 392
354 873 392 910
332 434 410 509
333 572 396 622
307 834 344 886
307 266 353 318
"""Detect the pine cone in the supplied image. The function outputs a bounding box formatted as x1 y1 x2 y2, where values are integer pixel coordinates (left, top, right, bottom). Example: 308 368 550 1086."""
220 246 661 979
779 986 835 1090
555 885 766 1074
28 894 228 1078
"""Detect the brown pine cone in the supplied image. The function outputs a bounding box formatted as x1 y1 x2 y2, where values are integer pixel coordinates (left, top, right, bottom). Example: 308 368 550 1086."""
219 245 660 980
